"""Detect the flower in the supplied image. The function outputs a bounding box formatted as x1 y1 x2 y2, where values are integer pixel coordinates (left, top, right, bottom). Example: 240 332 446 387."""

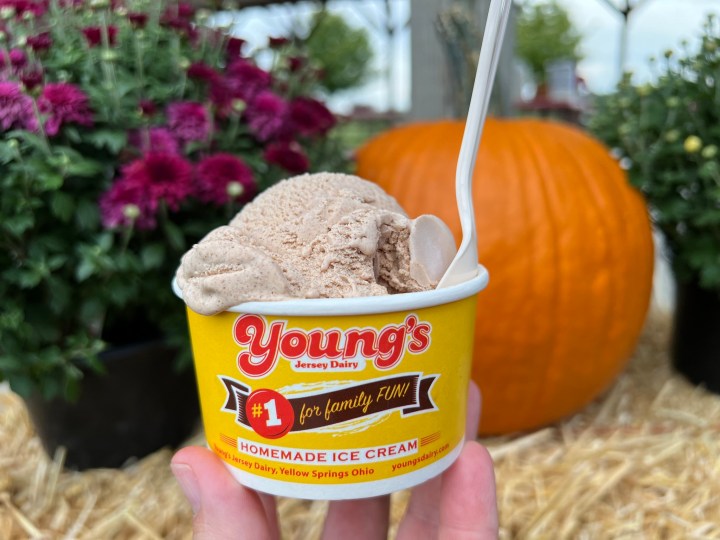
195 153 255 205
187 62 218 83
38 83 93 136
128 127 179 154
166 101 210 143
225 59 272 102
268 36 290 48
110 152 193 213
127 12 148 28
264 140 309 173
0 81 37 131
19 64 42 90
288 56 305 72
139 99 156 116
100 177 158 230
245 90 288 142
9 48 26 68
82 25 118 47
225 36 245 59
27 31 51 52
289 97 335 137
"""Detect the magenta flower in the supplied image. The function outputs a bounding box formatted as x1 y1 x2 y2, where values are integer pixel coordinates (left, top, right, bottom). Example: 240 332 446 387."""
100 178 158 230
127 12 148 28
264 140 309 174
0 0 45 17
288 56 305 72
225 37 245 59
289 97 336 137
102 153 194 225
82 25 118 47
19 65 43 91
27 32 52 52
38 83 93 136
0 81 38 132
139 99 156 117
167 101 210 143
268 36 290 48
9 49 26 69
195 153 256 205
245 91 288 142
187 62 219 83
225 59 271 102
128 127 179 155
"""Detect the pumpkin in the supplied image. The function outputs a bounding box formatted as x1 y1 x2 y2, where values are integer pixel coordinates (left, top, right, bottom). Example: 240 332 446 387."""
356 119 654 434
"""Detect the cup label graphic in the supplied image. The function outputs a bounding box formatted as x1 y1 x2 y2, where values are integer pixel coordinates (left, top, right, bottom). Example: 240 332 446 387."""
185 294 479 499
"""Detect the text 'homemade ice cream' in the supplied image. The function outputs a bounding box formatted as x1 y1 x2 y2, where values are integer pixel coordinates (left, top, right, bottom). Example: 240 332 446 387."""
176 173 457 315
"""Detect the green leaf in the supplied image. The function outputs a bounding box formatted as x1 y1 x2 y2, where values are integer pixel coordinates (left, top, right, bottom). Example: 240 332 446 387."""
84 129 128 154
76 259 95 282
79 298 105 327
141 244 166 269
163 220 185 251
50 192 75 222
76 199 100 230
3 213 34 236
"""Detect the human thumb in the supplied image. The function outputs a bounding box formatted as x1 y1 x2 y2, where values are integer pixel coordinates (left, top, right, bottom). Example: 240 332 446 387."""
171 446 278 540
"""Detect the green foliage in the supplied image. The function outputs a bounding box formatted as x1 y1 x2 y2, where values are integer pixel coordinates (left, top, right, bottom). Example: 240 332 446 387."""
589 15 720 291
0 0 351 400
516 0 583 84
305 11 373 93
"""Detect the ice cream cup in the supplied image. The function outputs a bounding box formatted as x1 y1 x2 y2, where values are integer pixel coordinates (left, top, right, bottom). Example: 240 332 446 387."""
172 265 488 500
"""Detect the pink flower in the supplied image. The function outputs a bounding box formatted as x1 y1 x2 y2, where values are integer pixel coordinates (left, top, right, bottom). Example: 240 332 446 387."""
0 81 38 131
166 101 210 143
264 140 309 174
288 56 305 72
195 153 256 205
27 32 52 52
101 153 194 229
245 90 288 142
225 59 271 102
0 0 45 17
289 97 336 137
128 127 179 154
38 83 93 136
82 25 118 47
100 178 158 230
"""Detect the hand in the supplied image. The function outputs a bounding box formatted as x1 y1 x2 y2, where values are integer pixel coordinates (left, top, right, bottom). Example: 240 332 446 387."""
171 381 498 540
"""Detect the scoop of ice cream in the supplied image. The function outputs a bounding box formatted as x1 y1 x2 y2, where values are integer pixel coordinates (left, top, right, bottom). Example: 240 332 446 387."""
176 172 456 315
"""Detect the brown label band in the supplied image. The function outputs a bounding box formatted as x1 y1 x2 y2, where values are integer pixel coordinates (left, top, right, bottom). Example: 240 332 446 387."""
220 374 437 432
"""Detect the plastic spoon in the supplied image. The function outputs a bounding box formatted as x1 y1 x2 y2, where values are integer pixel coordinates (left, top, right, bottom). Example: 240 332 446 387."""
436 0 513 289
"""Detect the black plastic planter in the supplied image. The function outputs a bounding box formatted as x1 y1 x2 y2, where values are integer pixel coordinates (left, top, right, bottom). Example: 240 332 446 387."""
671 279 720 393
24 340 200 470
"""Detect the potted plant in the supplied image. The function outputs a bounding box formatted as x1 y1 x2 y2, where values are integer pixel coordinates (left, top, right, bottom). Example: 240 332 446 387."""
0 0 349 468
589 14 720 392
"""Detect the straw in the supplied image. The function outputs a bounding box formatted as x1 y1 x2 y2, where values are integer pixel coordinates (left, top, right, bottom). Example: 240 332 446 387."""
2 309 720 538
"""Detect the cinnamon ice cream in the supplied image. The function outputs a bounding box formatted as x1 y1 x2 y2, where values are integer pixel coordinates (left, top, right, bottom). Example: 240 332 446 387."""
176 173 456 315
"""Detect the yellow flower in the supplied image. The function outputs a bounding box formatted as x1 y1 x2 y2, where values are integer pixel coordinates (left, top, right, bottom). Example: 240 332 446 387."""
684 135 703 153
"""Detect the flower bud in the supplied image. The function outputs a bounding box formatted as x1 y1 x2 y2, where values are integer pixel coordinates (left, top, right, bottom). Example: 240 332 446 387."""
100 49 119 62
705 40 718 52
21 10 34 20
610 147 623 160
178 57 190 70
122 204 141 220
664 49 673 58
231 99 246 113
0 6 16 19
619 157 633 170
701 144 718 159
0 31 6 43
226 181 245 198
16 35 27 47
684 135 703 153
90 0 110 8
195 9 211 23
664 130 680 143
618 124 632 136
637 84 652 97
7 139 18 150
666 96 680 108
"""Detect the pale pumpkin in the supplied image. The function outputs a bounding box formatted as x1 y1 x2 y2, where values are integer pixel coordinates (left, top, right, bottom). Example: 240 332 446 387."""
356 119 654 434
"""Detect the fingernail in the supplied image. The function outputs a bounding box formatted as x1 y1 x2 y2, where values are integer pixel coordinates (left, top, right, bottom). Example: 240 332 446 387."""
171 463 201 514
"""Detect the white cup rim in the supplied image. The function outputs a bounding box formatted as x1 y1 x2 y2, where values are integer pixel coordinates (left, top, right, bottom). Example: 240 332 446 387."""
173 265 489 317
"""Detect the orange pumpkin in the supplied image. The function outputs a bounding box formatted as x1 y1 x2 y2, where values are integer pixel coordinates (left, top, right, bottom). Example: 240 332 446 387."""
356 119 654 434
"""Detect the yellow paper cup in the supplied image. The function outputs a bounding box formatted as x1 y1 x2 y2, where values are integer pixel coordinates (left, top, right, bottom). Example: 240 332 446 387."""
173 265 488 500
